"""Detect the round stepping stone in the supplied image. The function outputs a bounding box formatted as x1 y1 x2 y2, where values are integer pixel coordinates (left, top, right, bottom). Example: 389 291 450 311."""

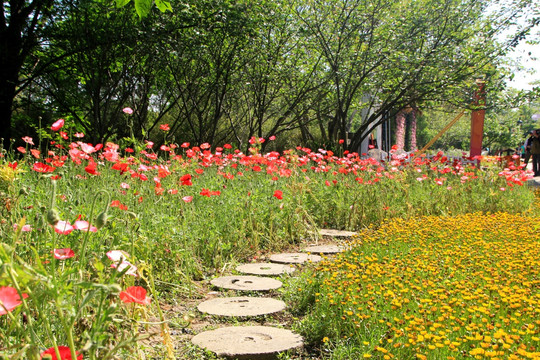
319 228 357 237
210 275 282 291
269 253 322 264
197 296 286 317
236 263 296 276
303 245 345 254
192 326 303 359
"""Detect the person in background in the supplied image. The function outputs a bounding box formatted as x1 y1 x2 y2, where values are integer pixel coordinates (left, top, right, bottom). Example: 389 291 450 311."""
523 131 533 166
530 130 540 176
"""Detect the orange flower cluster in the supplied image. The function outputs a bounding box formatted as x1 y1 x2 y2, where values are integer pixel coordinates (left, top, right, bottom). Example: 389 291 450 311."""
310 213 540 359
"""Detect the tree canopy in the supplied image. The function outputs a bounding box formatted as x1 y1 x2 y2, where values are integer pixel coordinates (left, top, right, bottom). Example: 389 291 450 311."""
1 0 538 152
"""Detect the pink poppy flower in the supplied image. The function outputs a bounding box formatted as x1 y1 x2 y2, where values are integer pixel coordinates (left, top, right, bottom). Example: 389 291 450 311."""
73 221 97 232
54 248 75 260
111 261 138 277
54 221 74 235
74 132 85 138
51 119 65 131
13 224 32 232
0 286 28 316
22 136 34 145
122 107 133 115
119 286 151 305
182 196 193 203
106 250 130 263
40 346 82 360
269 135 276 141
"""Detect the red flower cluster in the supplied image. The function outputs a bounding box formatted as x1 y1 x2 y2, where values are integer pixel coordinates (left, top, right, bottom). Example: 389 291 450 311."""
200 188 221 197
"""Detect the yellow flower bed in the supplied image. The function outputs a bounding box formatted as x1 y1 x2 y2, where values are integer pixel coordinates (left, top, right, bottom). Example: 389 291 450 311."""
308 213 540 359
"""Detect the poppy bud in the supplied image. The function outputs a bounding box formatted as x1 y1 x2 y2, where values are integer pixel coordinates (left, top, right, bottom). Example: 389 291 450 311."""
19 187 29 196
95 211 108 229
46 208 60 225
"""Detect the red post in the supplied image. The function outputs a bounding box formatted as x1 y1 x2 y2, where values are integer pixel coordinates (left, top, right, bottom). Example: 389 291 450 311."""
470 80 486 158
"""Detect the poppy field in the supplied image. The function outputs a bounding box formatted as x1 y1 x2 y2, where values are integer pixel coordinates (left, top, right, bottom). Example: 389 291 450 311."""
0 119 538 359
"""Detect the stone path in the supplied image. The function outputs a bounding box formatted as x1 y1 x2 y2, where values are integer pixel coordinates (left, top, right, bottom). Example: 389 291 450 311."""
191 228 355 359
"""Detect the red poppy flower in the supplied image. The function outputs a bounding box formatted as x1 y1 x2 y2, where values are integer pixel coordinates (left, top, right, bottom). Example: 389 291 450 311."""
200 188 211 197
0 286 28 316
110 200 128 211
33 162 56 173
159 124 170 131
119 286 151 305
179 174 192 186
54 248 75 260
84 161 100 175
51 119 65 131
40 346 82 360
269 135 276 141
273 190 283 199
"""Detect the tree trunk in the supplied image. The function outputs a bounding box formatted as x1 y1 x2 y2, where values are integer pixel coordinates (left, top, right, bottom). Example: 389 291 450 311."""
0 77 16 150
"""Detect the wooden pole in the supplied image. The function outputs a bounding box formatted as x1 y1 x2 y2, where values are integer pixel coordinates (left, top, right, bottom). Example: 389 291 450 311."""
470 80 486 157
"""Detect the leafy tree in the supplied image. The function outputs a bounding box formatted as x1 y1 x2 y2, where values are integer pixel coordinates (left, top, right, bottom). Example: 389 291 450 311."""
0 0 55 150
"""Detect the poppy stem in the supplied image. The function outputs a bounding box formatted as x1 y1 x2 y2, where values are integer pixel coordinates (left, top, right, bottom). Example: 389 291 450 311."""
79 190 111 272
7 267 39 346
49 179 57 210
55 299 78 360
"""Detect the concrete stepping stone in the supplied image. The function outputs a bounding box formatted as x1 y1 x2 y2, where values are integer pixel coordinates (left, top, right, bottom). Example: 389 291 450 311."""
303 244 345 254
319 228 357 237
192 325 303 359
269 253 322 264
197 296 286 317
236 263 296 276
210 275 282 291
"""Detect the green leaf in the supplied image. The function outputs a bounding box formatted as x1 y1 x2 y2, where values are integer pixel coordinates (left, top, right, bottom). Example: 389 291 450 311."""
134 0 152 18
155 0 172 12
115 0 131 8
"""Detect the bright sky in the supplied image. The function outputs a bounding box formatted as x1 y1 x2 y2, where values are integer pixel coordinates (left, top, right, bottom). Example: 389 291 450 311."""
505 40 540 91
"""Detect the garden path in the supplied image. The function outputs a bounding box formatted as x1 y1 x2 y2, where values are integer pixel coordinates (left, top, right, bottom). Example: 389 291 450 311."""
190 229 354 359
